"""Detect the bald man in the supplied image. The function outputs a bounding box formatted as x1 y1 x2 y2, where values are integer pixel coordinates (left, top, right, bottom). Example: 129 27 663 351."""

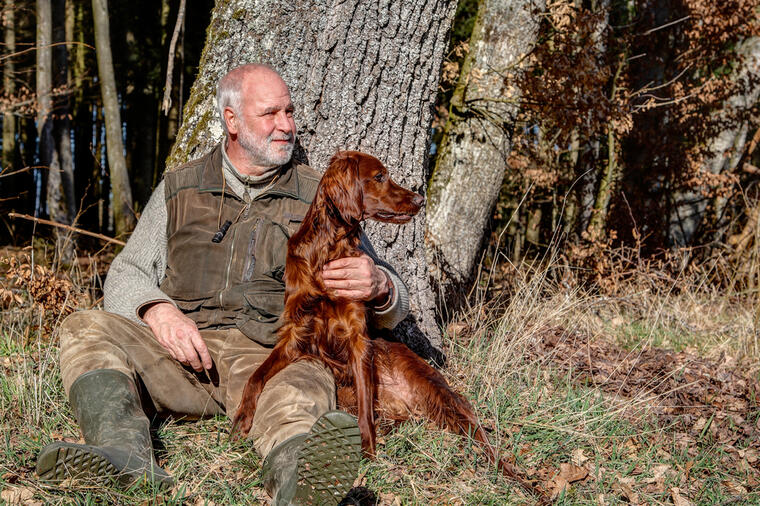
36 64 410 505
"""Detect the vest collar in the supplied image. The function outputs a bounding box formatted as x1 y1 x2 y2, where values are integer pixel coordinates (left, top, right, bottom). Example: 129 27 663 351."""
198 142 301 200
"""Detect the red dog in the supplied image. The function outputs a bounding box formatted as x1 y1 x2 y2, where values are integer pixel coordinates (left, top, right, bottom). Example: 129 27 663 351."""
231 151 545 501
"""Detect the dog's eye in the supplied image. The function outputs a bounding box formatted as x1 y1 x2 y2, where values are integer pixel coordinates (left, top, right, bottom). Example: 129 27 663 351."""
374 173 385 182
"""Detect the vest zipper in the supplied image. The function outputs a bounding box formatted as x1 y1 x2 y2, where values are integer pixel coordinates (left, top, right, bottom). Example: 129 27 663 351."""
242 218 262 282
220 201 250 309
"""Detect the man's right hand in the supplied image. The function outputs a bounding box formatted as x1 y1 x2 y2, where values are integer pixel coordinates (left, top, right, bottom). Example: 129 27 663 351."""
141 302 213 372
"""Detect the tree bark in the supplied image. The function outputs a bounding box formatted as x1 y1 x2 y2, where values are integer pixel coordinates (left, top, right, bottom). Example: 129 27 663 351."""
92 0 134 237
37 0 76 260
168 0 457 355
425 0 544 291
3 4 16 170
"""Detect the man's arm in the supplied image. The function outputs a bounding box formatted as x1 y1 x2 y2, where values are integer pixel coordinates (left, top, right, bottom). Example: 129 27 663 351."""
103 181 211 371
321 233 410 330
104 180 174 320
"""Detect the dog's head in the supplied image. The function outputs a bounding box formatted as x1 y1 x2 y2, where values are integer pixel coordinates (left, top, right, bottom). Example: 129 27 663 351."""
317 151 424 226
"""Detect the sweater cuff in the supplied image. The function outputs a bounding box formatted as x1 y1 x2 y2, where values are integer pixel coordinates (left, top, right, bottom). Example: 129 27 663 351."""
371 266 409 329
135 291 178 324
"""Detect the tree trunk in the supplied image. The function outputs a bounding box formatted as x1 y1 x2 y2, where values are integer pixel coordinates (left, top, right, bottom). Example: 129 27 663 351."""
425 0 544 292
92 0 134 237
37 0 54 217
169 0 457 356
3 4 16 170
667 37 760 246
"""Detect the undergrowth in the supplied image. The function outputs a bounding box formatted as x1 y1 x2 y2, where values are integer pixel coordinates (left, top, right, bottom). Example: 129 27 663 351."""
1 243 759 504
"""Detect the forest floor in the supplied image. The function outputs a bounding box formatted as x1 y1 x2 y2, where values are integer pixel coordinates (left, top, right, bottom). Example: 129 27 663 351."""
1 243 759 505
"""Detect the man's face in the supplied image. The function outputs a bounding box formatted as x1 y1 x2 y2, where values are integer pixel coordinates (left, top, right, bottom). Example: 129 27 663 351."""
230 72 297 168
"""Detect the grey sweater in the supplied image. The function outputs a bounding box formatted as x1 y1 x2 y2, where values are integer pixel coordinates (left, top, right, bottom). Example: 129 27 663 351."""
103 150 410 331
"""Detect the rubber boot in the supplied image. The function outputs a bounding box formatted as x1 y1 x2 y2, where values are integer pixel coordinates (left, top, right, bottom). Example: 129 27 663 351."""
262 410 362 505
36 369 173 488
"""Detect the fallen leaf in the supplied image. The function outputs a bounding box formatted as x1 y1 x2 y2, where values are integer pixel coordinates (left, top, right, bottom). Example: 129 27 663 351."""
548 462 589 499
722 479 748 495
739 448 759 464
613 476 640 505
446 322 468 337
0 486 34 504
559 462 589 483
549 476 569 500
571 448 589 466
671 487 693 506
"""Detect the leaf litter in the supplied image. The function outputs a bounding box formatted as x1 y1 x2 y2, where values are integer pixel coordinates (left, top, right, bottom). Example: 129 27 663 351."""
529 326 760 500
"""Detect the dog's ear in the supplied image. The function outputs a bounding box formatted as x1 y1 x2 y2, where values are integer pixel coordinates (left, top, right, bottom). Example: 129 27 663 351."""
318 151 363 225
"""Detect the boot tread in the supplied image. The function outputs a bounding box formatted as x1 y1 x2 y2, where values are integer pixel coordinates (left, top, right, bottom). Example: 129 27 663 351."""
291 411 362 505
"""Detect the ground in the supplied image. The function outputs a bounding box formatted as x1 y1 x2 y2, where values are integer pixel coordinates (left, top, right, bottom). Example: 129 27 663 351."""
1 245 758 504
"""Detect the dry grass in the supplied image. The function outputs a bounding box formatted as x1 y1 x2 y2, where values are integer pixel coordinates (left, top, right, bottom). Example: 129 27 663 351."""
1 243 759 504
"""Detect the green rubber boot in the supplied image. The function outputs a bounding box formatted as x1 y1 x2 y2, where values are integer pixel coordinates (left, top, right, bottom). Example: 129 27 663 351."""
36 369 173 488
262 410 362 505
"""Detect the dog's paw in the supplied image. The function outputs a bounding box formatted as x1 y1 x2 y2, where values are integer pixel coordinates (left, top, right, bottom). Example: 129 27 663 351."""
230 413 253 441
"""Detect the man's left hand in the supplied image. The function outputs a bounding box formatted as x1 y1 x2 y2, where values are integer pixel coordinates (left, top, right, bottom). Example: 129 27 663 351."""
322 254 390 304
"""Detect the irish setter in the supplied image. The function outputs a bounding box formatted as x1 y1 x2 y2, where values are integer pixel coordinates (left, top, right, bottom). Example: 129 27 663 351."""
231 151 545 501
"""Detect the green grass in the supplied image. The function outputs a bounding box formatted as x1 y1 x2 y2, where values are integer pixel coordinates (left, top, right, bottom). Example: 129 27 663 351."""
2 251 759 504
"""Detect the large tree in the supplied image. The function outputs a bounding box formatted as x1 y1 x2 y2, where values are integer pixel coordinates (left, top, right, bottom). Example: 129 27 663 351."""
426 0 544 291
167 0 457 354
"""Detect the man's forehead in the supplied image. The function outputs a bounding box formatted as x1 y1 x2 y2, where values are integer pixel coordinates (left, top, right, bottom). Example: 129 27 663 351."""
241 73 292 106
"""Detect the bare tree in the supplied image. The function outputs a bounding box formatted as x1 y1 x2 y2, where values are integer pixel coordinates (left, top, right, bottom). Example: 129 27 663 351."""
38 0 76 260
3 2 15 170
168 0 457 354
92 0 134 237
426 0 545 290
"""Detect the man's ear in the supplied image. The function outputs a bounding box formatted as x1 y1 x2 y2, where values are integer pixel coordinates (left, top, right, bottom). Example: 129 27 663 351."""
224 107 238 135
319 152 363 225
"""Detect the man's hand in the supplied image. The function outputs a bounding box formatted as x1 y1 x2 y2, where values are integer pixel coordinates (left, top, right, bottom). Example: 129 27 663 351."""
141 302 213 371
322 254 390 304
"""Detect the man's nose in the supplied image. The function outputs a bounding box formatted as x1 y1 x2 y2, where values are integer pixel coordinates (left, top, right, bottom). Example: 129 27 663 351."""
274 111 292 132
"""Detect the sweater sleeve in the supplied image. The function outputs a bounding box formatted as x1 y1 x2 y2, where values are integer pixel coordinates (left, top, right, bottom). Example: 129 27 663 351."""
103 180 176 323
359 233 410 330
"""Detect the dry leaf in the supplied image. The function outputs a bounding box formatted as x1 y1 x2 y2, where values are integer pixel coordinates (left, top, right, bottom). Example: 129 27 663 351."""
559 462 589 483
549 462 589 499
571 448 589 466
1 486 35 505
613 476 640 505
670 487 693 506
722 479 748 495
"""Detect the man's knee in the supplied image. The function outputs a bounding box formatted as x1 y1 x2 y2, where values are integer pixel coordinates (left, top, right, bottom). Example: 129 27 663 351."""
59 310 133 350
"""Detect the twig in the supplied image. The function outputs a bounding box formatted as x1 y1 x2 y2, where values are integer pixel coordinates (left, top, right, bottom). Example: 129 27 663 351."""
7 212 125 246
0 41 95 63
162 0 187 115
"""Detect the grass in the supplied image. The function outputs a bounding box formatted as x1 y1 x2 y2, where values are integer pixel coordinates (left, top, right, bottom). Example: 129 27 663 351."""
1 245 759 504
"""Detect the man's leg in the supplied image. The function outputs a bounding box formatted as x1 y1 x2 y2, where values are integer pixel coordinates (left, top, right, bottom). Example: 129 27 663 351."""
221 332 362 505
37 310 225 487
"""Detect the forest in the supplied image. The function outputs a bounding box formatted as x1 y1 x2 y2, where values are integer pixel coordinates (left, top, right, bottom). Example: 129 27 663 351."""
1 0 760 504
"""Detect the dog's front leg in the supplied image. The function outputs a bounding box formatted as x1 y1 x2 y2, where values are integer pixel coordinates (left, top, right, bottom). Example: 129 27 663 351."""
231 343 292 440
351 335 376 457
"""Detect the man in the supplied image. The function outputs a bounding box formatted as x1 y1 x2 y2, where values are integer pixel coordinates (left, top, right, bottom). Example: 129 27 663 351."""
36 64 409 505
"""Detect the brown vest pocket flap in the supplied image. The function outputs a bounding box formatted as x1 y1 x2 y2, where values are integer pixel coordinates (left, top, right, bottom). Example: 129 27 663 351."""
243 288 285 319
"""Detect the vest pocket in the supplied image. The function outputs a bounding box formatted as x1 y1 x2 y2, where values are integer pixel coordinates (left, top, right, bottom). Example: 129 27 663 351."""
235 279 286 345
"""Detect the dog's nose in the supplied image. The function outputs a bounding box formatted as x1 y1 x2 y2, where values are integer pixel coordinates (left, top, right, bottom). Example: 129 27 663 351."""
412 194 425 207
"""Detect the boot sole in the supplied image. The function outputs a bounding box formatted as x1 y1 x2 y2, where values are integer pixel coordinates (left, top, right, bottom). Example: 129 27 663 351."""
290 411 362 505
36 442 174 489
37 442 119 484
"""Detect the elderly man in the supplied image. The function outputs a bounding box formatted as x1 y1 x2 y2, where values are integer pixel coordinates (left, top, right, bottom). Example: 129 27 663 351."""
36 64 409 505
